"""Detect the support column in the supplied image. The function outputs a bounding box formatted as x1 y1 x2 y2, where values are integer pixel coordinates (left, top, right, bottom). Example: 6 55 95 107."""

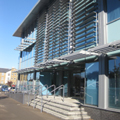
33 70 36 86
98 0 107 45
99 54 108 109
17 73 20 88
98 0 108 109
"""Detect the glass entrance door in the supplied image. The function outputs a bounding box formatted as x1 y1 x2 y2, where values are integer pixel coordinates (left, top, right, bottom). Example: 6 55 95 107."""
71 70 85 103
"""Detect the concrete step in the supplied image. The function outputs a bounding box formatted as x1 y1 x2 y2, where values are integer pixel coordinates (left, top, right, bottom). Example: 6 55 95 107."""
38 107 91 120
34 96 80 107
29 96 92 120
30 100 89 117
35 104 87 117
30 99 84 112
30 102 87 115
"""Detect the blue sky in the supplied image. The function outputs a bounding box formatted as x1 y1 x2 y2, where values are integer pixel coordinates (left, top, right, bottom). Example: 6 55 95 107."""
0 0 38 69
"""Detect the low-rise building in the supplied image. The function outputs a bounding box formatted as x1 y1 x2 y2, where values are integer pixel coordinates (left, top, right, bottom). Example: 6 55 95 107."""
0 68 10 84
0 68 18 85
10 68 18 85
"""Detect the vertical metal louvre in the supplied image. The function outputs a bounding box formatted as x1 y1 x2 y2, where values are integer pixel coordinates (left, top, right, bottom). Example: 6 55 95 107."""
46 0 69 60
71 0 98 52
35 11 46 64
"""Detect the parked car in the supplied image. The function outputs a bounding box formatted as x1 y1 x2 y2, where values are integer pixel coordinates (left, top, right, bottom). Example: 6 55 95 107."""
10 87 15 92
1 85 9 92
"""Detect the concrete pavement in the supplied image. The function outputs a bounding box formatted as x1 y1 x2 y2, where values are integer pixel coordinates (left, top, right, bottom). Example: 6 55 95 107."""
0 92 61 120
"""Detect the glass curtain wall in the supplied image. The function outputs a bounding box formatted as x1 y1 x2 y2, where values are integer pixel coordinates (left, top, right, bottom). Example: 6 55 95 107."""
21 44 35 69
36 72 40 85
20 20 37 69
63 71 69 97
108 56 120 109
27 73 34 85
107 0 120 22
40 72 54 95
85 62 99 106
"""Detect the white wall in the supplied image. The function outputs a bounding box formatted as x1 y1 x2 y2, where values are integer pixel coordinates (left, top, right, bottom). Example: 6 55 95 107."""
5 71 11 84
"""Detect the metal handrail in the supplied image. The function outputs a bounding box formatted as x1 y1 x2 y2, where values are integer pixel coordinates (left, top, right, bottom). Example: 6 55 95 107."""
40 84 55 112
41 84 56 98
33 85 42 109
27 85 40 106
33 84 48 109
27 85 34 106
40 84 64 113
38 84 48 95
48 85 64 101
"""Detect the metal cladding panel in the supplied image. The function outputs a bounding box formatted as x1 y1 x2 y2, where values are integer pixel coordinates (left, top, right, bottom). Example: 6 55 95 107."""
35 11 46 64
35 0 69 65
47 0 69 60
71 0 98 52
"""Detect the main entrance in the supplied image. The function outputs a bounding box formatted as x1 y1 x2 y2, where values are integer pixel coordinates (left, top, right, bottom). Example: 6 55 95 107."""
70 69 85 103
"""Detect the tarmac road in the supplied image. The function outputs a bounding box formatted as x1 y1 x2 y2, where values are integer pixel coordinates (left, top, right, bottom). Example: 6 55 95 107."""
0 92 61 120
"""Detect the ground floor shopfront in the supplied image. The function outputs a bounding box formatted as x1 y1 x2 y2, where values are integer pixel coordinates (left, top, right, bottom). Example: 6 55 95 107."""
18 53 120 111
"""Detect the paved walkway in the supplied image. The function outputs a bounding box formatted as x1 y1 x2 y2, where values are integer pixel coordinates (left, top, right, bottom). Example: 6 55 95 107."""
0 92 61 120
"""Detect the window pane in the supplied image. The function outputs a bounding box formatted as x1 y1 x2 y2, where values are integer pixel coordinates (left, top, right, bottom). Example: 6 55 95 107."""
85 62 99 106
108 56 120 109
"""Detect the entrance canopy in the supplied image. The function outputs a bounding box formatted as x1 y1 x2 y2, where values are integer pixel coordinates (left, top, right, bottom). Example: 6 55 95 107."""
13 67 39 73
16 40 120 73
88 40 120 54
58 50 100 61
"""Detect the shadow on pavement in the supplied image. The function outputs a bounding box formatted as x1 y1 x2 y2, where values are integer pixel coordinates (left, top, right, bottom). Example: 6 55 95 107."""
0 93 8 100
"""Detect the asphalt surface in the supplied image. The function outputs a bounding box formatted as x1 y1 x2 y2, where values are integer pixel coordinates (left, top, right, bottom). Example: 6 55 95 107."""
0 92 61 120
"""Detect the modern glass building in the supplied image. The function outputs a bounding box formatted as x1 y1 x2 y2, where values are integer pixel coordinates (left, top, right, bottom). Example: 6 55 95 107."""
13 0 120 113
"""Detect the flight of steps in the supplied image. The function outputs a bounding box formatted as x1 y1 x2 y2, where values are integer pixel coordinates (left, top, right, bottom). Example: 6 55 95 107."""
28 96 92 120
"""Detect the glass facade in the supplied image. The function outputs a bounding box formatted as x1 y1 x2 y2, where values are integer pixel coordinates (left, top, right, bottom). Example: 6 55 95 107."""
107 0 120 22
85 62 99 106
63 71 69 97
21 44 35 69
34 0 98 64
108 56 120 109
35 0 69 64
40 72 57 95
19 19 37 69
107 0 120 43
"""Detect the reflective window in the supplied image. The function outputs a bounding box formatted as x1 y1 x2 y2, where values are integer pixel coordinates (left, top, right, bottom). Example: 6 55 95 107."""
108 56 120 109
85 62 99 106
107 0 120 22
63 71 69 97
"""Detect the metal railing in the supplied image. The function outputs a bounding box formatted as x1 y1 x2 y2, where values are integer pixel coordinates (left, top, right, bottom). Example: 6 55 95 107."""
41 84 56 98
27 85 34 106
48 85 65 101
14 83 65 112
40 84 64 112
33 84 49 109
33 85 42 108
